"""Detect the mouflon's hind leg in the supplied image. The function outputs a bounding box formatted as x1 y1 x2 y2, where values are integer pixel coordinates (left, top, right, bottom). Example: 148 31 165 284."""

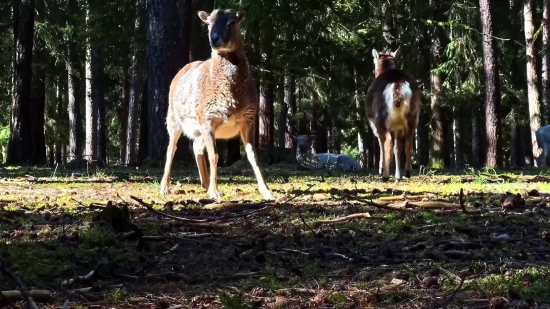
393 133 403 181
240 123 275 201
160 130 182 195
405 130 414 178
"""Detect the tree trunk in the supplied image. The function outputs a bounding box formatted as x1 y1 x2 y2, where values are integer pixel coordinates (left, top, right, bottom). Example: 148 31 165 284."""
471 108 483 168
173 0 193 164
543 0 550 124
226 138 241 165
524 0 543 165
67 0 81 161
84 8 96 163
93 46 106 167
30 4 46 165
284 74 296 148
56 74 63 164
147 0 192 162
7 0 35 165
259 48 274 150
355 67 367 168
428 0 451 168
479 0 503 168
452 105 464 169
259 83 274 148
125 7 144 166
138 76 148 164
277 76 287 148
120 56 130 164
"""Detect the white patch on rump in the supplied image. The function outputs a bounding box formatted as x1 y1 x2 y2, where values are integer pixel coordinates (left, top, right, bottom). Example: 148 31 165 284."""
382 82 412 133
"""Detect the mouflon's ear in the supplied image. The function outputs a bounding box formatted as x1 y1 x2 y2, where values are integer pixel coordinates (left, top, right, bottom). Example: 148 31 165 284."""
198 11 210 23
236 10 247 23
372 48 380 60
391 47 401 59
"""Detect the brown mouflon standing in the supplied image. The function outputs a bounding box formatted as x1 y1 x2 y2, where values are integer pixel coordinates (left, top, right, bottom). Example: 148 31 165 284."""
365 48 421 181
159 9 275 202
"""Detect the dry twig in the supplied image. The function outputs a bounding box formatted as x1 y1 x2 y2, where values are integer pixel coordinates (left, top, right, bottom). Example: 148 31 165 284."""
341 193 414 212
130 195 269 225
459 188 482 215
311 213 371 227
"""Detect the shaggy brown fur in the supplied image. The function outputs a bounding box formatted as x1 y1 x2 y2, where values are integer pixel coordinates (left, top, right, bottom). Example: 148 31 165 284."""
365 48 421 181
159 9 275 201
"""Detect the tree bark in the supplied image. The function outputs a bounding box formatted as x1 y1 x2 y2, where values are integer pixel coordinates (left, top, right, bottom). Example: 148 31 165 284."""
479 0 503 168
7 0 35 164
524 0 543 165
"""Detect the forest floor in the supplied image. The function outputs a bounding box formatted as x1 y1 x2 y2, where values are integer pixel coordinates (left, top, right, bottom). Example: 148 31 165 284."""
1 163 550 308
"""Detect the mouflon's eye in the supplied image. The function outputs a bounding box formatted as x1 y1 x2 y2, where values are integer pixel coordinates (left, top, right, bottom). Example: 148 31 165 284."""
228 21 236 27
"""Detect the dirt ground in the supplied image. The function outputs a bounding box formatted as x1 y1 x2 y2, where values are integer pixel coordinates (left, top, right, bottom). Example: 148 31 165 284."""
1 163 550 309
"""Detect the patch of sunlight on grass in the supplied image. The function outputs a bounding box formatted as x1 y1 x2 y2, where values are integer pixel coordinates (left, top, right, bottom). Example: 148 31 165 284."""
462 267 550 302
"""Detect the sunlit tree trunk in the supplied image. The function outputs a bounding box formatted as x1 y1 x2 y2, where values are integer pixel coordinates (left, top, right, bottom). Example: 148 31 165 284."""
84 7 96 163
125 4 144 166
120 57 130 164
67 0 81 161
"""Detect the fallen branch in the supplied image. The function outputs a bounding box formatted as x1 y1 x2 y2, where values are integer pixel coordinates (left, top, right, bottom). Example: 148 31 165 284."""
442 275 465 308
388 201 461 209
0 290 16 309
0 260 41 308
288 184 318 236
130 195 270 225
61 260 105 288
311 213 371 227
141 234 218 240
0 290 51 303
202 201 268 210
459 188 482 215
377 194 433 202
341 193 414 212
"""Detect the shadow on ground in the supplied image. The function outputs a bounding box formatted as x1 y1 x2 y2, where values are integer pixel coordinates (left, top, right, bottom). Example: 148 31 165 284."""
1 165 550 308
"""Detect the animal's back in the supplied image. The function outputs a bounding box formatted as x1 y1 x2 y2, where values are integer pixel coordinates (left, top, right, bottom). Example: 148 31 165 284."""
366 68 420 131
